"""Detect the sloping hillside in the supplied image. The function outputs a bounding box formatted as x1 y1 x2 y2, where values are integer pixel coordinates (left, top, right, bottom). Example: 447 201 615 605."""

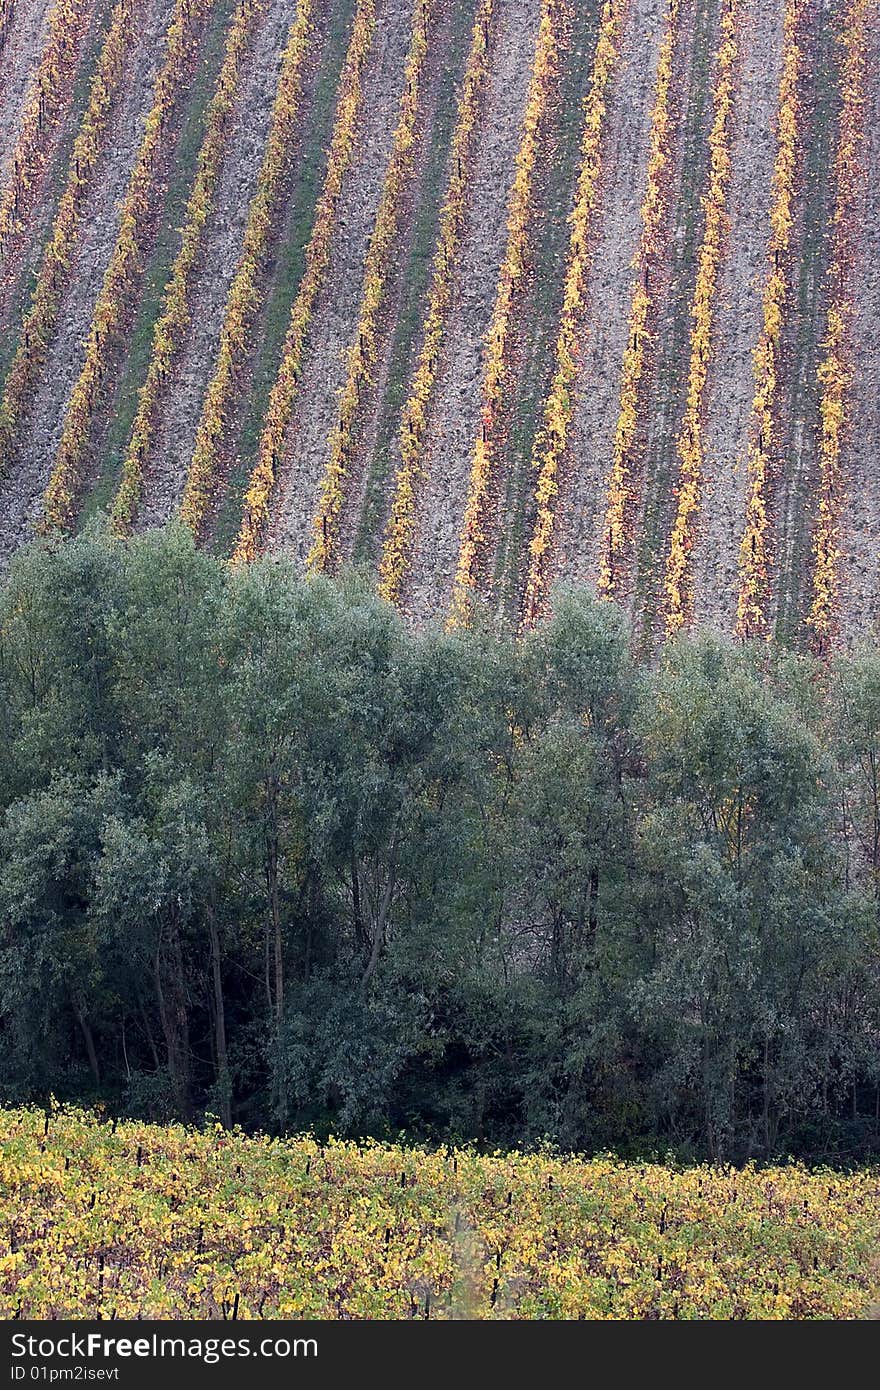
0 0 876 648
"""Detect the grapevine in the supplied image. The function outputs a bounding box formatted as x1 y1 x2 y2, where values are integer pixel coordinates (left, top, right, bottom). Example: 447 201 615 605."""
307 0 437 575
663 0 739 636
519 0 623 630
178 0 313 539
0 0 93 263
2 1106 878 1319
376 0 494 605
110 0 260 535
0 0 134 481
598 0 680 600
232 0 376 565
42 0 217 532
448 0 560 628
805 0 870 652
735 0 801 639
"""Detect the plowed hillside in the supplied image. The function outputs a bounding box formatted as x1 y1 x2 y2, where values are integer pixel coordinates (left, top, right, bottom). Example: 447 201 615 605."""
0 0 876 650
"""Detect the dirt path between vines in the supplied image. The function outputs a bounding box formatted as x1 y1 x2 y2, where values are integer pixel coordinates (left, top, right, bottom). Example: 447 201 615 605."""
691 0 785 632
770 0 838 639
0 0 55 180
837 16 880 646
549 0 666 602
335 0 477 569
400 0 543 625
0 0 114 341
627 0 718 642
0 0 173 567
268 0 414 563
136 0 305 530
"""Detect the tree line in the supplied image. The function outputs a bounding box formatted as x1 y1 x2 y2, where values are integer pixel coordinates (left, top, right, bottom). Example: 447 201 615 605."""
0 523 878 1162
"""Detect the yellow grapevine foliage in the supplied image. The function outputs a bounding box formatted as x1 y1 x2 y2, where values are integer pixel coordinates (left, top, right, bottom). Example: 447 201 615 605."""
598 0 680 600
232 0 376 566
448 0 559 629
735 0 800 638
2 1107 879 1319
663 0 739 636
307 0 437 575
179 0 312 540
0 0 93 260
0 0 133 481
806 0 870 652
110 0 259 535
519 0 622 631
42 0 215 532
376 0 494 605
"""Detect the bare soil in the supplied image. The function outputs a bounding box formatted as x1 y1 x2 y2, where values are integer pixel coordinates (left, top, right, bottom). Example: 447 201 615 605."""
136 0 304 530
549 0 667 600
400 0 543 624
489 0 604 623
268 0 414 562
626 0 718 642
0 0 174 567
0 0 98 311
335 0 478 569
0 0 55 180
1 0 874 650
837 16 880 646
691 0 785 631
0 0 113 338
770 0 838 639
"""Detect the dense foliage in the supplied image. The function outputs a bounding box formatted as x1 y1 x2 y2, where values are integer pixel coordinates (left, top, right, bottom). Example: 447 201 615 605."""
3 1105 878 1318
0 524 878 1161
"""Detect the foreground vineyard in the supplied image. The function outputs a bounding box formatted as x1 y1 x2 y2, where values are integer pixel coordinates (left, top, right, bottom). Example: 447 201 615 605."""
2 1107 877 1318
0 0 877 647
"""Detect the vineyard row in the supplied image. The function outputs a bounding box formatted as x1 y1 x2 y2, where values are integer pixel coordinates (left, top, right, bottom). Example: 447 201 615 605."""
307 0 437 574
735 0 801 639
0 0 93 263
598 0 681 601
179 0 313 539
232 0 378 565
377 0 495 605
0 0 134 480
111 0 261 535
43 0 216 531
448 0 560 628
806 0 870 651
0 0 870 655
520 0 623 629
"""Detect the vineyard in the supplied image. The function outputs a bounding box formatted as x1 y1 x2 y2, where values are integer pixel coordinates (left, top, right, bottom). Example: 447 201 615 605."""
2 1107 879 1317
0 0 878 647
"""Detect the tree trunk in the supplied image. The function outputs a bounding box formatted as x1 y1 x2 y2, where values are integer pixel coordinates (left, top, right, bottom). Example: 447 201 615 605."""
360 829 401 991
208 908 232 1127
138 997 161 1071
72 994 100 1087
264 784 284 1027
154 927 191 1121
